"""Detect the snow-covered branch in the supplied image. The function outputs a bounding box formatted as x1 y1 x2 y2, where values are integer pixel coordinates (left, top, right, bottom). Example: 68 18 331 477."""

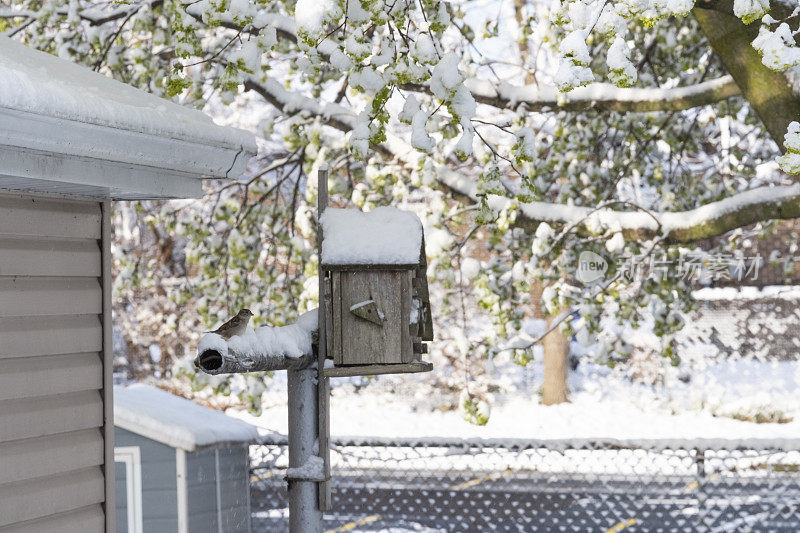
439 169 800 244
184 7 306 52
406 75 741 113
694 6 800 148
195 310 317 374
244 77 800 245
190 6 740 117
0 1 161 25
243 78 354 132
0 9 33 18
698 0 800 46
243 76 398 159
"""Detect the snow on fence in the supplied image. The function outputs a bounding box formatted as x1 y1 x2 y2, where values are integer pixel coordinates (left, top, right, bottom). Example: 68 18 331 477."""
249 435 800 532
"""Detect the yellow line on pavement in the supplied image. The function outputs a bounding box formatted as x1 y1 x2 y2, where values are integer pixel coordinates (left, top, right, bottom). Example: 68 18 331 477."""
449 468 514 491
603 518 637 533
326 514 382 532
250 471 282 483
684 472 720 492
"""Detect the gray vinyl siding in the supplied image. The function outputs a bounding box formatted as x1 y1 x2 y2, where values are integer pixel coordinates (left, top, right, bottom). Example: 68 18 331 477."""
217 446 252 533
0 505 105 533
186 445 252 533
115 428 178 533
187 449 219 533
0 195 105 531
115 462 128 533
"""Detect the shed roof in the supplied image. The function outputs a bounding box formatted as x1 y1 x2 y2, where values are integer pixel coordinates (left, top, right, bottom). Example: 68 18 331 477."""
320 207 424 268
114 384 259 451
0 37 257 199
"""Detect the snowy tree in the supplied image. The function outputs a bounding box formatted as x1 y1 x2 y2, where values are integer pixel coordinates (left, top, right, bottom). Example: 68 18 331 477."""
3 0 798 417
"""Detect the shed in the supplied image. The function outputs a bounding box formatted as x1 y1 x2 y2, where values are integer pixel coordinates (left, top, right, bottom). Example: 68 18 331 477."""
114 385 259 533
0 36 256 532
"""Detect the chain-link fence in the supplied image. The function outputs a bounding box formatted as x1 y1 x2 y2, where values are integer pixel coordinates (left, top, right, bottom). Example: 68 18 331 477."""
249 435 800 532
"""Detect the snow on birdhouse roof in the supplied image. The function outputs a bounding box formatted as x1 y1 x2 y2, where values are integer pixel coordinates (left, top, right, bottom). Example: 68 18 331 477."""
114 384 259 451
320 207 424 267
0 37 257 199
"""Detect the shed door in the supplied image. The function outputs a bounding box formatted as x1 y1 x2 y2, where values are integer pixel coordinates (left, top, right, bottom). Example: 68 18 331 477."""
0 195 108 531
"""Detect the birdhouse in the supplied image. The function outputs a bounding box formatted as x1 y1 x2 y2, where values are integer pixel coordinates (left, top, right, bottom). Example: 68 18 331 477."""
319 207 433 377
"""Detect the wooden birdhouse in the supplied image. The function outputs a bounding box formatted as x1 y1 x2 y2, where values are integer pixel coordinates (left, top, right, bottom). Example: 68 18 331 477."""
318 206 433 377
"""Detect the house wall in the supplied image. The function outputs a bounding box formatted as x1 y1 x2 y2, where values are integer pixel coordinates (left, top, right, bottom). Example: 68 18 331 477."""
0 194 108 531
697 219 800 287
115 427 179 532
677 296 800 361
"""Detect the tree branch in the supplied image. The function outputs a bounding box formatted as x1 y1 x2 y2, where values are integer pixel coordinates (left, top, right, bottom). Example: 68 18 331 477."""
404 75 741 113
694 6 800 147
438 168 800 244
188 7 741 116
243 76 800 245
697 0 800 43
0 1 163 26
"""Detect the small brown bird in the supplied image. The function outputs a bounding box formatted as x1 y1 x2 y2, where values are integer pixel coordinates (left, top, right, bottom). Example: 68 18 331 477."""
208 309 253 339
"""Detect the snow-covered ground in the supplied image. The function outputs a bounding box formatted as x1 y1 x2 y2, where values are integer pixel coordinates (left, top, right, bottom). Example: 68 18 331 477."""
230 356 800 444
211 288 800 445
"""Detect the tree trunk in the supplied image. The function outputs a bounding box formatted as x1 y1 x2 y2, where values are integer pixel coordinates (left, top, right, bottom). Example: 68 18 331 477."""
541 310 570 405
694 6 800 148
513 0 536 86
533 279 570 405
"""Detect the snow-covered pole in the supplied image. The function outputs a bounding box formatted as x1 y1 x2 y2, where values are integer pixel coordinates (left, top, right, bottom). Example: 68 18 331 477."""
195 166 332 531
284 164 331 532
316 164 332 510
194 308 324 532
287 366 323 532
282 164 332 532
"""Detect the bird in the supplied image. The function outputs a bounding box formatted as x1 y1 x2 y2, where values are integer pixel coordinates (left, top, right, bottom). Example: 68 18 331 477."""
207 309 254 339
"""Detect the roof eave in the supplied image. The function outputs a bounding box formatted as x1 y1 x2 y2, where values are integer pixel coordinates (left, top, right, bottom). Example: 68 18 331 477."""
0 107 257 200
114 412 257 452
115 413 199 452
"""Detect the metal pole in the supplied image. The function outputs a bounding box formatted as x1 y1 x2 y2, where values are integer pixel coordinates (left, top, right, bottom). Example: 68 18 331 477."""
696 448 707 533
287 366 323 532
317 165 332 510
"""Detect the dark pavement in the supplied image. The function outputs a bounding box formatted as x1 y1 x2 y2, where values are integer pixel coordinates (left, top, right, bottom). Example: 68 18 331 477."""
250 468 800 532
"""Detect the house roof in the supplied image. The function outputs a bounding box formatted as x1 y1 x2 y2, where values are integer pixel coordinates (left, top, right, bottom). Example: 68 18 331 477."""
0 37 257 200
320 207 424 268
114 384 260 451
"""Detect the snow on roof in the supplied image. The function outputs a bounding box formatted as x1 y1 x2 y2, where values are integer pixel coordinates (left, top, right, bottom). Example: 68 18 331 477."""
0 37 254 150
114 384 259 451
320 207 423 266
